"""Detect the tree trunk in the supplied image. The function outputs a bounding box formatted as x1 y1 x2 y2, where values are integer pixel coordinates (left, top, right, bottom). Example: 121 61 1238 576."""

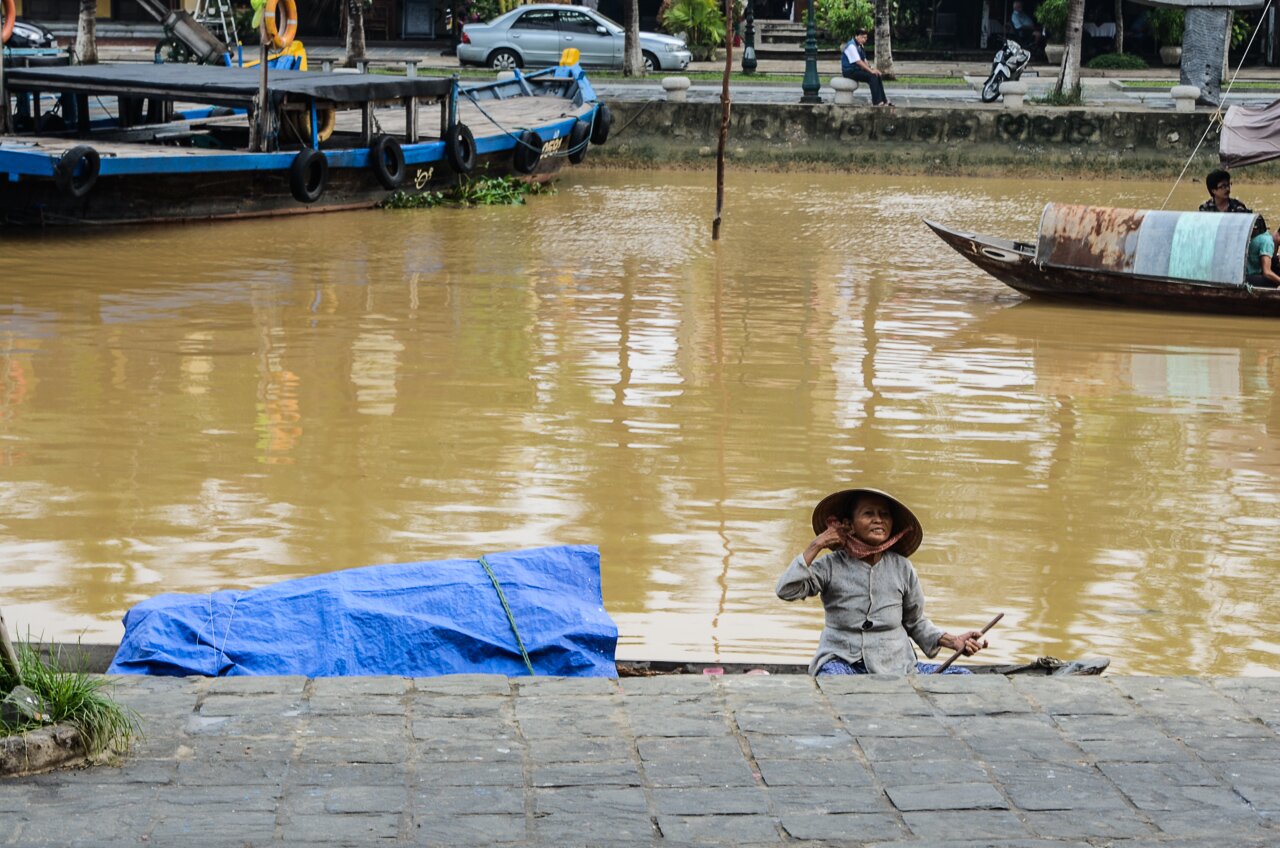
346 0 368 65
873 0 894 76
73 0 98 65
1055 0 1085 97
623 0 642 75
1113 0 1123 52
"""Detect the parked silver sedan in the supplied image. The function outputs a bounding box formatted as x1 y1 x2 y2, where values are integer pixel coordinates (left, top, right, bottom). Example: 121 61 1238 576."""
458 4 692 72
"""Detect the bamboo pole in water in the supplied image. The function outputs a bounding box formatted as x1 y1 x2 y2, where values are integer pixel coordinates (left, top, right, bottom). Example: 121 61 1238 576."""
712 0 734 240
0 606 20 680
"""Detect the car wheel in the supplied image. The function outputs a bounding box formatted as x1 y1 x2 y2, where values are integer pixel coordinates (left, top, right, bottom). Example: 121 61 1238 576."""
642 51 659 73
489 48 522 71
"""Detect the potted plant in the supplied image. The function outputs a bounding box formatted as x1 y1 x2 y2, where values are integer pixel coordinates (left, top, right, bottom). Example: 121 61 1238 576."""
1033 0 1067 64
1150 7 1184 66
658 0 727 61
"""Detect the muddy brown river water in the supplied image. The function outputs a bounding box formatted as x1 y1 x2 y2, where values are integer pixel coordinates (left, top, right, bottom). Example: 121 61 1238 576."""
1 169 1277 675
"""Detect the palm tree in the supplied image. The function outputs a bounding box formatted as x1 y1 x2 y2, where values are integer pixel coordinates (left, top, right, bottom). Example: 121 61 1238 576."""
74 0 98 65
345 0 368 65
623 0 643 75
873 0 893 76
1054 0 1085 99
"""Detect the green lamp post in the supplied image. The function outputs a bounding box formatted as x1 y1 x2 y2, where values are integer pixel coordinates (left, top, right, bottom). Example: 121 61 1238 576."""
800 0 821 103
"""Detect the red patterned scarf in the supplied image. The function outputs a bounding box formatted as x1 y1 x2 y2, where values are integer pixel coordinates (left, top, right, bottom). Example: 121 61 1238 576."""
840 527 910 561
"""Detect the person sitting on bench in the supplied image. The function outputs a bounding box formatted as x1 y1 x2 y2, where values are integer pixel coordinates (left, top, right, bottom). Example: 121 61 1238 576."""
841 29 891 107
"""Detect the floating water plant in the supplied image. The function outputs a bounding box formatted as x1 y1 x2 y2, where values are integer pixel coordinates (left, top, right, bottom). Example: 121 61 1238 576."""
383 175 555 210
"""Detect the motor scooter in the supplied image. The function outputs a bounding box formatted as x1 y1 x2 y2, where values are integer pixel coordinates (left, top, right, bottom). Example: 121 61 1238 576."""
980 38 1031 103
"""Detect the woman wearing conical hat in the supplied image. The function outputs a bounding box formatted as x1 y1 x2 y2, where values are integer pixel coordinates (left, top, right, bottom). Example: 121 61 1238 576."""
777 488 988 676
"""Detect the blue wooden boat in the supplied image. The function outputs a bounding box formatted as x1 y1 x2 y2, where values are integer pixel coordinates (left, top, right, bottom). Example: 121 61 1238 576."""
927 203 1280 316
0 58 608 226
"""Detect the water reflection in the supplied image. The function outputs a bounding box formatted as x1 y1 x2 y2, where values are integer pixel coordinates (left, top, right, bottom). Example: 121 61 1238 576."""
0 171 1276 675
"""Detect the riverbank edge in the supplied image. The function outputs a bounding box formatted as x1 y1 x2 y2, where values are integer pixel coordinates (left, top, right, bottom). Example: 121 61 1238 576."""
588 99 1280 180
0 724 91 777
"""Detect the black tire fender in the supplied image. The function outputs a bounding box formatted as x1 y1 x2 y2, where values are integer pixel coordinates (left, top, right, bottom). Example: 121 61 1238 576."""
446 122 477 174
511 129 543 175
589 102 612 146
568 118 591 164
370 135 406 189
54 145 100 199
289 148 328 203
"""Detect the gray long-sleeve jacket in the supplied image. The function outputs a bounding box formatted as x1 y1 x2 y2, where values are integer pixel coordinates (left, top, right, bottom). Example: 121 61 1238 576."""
776 550 944 676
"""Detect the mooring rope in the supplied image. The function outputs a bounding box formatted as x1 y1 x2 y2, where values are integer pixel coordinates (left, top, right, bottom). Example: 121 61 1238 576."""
460 88 589 159
1161 0 1273 210
478 555 535 675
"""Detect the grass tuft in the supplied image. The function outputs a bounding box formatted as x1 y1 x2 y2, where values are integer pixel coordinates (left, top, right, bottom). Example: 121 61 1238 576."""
1 640 140 759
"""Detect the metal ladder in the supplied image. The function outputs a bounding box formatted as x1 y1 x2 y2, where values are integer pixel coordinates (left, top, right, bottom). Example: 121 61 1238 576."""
195 0 240 53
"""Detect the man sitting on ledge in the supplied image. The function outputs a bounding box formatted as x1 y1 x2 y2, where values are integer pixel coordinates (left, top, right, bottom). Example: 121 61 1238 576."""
841 29 891 107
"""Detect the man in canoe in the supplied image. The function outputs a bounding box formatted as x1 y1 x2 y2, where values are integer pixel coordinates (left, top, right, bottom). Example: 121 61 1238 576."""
777 488 988 675
1199 170 1252 214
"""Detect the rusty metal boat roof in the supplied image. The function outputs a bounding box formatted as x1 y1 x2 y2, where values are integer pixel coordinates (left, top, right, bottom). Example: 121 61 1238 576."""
1036 203 1257 288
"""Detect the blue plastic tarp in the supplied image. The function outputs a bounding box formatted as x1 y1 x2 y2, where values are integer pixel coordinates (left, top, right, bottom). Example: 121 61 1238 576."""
108 545 617 678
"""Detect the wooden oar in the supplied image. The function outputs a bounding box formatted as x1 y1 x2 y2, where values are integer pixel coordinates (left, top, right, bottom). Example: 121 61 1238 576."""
932 612 1004 674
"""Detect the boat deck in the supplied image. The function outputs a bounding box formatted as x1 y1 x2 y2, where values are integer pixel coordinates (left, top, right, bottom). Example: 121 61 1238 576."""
0 94 589 158
2 63 455 108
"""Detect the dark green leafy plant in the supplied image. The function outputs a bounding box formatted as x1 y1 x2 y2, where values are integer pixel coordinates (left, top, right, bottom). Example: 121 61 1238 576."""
1086 52 1147 70
1033 0 1067 39
1149 7 1183 46
658 0 727 59
814 0 873 45
0 641 139 759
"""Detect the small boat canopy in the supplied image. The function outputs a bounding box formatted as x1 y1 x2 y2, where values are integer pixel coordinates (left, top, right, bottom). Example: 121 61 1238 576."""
1036 203 1256 287
1220 100 1280 168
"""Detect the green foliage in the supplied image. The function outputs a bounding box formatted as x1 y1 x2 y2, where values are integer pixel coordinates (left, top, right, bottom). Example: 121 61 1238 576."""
1035 84 1083 106
0 642 139 758
1086 51 1147 70
658 0 727 57
1033 0 1067 38
383 176 554 209
1149 7 1183 45
1231 12 1252 49
814 0 873 45
465 0 504 23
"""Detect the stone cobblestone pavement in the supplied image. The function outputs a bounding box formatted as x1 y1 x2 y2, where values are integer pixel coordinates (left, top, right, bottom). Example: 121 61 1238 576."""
3 673 1280 846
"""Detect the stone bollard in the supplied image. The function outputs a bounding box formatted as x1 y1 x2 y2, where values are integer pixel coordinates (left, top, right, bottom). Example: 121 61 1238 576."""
1171 85 1201 113
1000 80 1028 108
829 76 858 105
662 76 692 102
356 60 369 74
405 59 419 77
321 59 334 73
497 70 517 81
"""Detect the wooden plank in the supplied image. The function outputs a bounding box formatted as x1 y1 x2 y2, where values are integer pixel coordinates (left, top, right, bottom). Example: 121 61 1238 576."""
0 606 21 680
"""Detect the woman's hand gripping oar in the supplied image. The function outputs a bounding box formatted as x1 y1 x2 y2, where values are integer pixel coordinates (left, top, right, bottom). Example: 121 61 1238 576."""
932 612 1004 674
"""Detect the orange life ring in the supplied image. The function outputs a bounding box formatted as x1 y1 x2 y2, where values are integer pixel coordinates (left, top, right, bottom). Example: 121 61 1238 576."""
2 0 16 45
264 0 298 49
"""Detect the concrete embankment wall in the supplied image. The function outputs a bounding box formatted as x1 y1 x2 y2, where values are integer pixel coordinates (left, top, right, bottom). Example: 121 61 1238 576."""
591 100 1250 178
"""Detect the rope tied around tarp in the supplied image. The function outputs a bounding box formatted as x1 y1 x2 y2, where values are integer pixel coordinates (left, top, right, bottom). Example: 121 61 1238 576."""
478 555 536 675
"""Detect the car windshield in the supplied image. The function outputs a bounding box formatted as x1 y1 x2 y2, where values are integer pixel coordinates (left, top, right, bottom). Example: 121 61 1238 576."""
588 11 624 34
